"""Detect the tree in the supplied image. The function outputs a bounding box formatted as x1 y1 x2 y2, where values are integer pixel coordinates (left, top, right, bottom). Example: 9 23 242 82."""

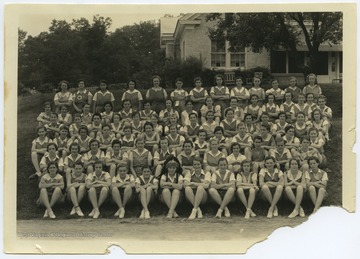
207 12 342 74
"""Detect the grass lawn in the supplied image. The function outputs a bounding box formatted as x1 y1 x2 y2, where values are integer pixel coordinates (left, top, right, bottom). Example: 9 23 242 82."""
16 84 342 219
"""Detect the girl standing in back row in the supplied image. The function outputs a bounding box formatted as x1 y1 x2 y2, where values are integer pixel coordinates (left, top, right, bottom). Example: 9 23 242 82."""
92 80 115 113
146 75 168 114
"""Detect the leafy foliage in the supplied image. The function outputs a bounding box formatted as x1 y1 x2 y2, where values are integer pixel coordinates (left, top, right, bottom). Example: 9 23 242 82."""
207 12 343 73
18 16 165 92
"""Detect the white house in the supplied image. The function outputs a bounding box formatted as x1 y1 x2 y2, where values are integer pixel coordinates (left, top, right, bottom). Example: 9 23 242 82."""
160 13 342 84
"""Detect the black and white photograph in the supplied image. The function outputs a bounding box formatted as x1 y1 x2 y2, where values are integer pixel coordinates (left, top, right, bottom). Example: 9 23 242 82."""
3 2 357 255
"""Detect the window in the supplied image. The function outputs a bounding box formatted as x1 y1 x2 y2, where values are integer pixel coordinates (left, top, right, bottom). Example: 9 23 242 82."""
211 40 226 67
230 53 245 67
270 51 286 73
289 52 305 73
314 52 329 75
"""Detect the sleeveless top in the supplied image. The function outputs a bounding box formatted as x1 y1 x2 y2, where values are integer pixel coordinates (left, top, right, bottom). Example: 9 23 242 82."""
147 88 167 114
119 109 133 120
64 154 83 168
206 150 224 167
167 134 182 146
179 152 196 167
294 122 308 138
213 170 232 184
73 90 91 110
54 136 69 149
132 149 150 167
140 110 156 121
285 87 302 102
122 90 142 109
93 91 113 107
138 175 156 185
221 119 237 132
261 168 283 182
121 135 135 148
185 124 200 137
70 172 86 184
251 148 267 162
249 87 265 100
33 137 52 150
190 172 206 183
303 85 322 99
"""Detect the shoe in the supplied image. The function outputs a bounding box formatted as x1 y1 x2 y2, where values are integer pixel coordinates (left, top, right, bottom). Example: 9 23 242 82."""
144 210 151 219
224 207 231 218
70 206 76 216
299 207 305 218
250 209 256 217
119 208 125 219
188 209 197 220
139 209 145 219
245 209 250 219
93 209 100 219
43 209 49 218
197 208 203 219
166 212 173 218
267 208 273 219
288 209 299 218
273 206 278 217
215 209 223 218
48 210 56 219
88 209 95 217
173 211 179 218
75 207 84 217
114 208 121 217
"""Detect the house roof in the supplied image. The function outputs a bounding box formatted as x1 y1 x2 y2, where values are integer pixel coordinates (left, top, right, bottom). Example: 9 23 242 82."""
160 17 178 35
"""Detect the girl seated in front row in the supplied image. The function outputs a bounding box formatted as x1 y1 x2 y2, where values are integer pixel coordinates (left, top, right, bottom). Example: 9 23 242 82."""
209 158 236 218
259 156 284 219
86 161 111 219
160 157 184 218
136 167 159 219
236 160 258 219
284 158 306 218
66 161 86 217
38 162 64 219
305 156 328 214
111 165 135 219
184 158 211 220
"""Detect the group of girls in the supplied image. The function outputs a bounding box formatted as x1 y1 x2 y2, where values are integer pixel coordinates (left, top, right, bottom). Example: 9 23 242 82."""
31 73 331 220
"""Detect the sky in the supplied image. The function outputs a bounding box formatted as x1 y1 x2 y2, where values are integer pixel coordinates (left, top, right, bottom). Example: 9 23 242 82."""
20 12 179 37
